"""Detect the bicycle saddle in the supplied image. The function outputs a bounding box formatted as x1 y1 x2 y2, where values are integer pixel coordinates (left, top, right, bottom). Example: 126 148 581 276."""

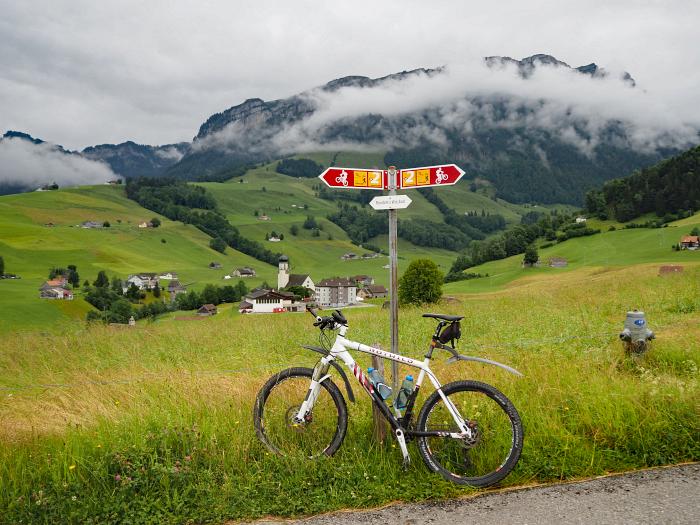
422 313 464 322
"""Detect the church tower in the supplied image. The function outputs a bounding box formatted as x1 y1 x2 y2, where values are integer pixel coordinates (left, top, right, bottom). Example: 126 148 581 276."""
277 255 290 290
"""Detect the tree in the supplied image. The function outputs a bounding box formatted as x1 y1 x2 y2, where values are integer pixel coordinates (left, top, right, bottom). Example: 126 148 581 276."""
153 282 161 298
210 237 227 253
150 217 161 228
67 265 80 287
103 221 111 228
398 259 443 306
0 255 4 276
290 224 299 236
303 215 318 230
125 283 142 302
93 270 109 288
201 284 220 305
111 276 123 294
523 245 539 266
106 299 133 324
691 226 700 236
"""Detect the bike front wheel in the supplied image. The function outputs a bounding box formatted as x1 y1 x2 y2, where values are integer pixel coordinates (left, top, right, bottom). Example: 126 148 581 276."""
253 367 348 458
416 380 523 487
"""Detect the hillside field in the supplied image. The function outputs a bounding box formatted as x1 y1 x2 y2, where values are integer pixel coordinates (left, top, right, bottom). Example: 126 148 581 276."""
0 186 276 332
445 212 700 293
0 262 697 523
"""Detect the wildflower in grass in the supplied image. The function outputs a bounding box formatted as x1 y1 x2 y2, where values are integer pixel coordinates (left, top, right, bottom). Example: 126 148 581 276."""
69 464 76 470
114 474 121 481
71 496 77 501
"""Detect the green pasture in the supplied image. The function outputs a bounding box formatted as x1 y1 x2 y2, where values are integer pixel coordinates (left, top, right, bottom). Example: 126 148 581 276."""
0 186 276 332
0 264 697 523
445 212 700 294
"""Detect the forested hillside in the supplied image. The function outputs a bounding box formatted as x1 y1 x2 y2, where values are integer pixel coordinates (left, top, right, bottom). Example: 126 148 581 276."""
585 144 700 221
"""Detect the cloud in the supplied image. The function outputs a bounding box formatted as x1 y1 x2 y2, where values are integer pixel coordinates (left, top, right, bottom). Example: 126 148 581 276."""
0 137 117 188
196 58 700 158
0 1 698 150
154 146 185 162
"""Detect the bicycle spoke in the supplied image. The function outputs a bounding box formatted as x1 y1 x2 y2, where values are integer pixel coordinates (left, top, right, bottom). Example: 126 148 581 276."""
260 375 341 458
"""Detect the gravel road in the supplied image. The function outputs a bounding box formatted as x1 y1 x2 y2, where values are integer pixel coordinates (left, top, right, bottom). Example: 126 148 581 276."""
248 463 699 525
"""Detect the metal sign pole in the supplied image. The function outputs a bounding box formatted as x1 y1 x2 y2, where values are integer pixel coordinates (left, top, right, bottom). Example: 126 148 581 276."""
387 166 399 394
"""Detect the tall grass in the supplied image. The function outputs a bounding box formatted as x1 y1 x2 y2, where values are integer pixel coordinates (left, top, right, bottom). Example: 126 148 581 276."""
0 265 698 523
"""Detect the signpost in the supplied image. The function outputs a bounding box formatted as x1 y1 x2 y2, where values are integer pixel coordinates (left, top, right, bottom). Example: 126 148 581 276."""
319 163 464 393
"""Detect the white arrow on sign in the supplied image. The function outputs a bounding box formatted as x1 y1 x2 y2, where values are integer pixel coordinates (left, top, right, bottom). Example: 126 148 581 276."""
369 194 412 210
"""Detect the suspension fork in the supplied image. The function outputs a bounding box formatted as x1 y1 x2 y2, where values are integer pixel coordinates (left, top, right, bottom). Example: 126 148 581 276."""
294 356 333 424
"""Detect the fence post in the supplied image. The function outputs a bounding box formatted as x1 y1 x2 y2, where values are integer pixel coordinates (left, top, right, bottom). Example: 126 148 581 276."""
371 349 388 444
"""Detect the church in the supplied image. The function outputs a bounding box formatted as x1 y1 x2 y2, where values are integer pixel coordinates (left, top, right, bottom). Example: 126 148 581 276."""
277 255 315 292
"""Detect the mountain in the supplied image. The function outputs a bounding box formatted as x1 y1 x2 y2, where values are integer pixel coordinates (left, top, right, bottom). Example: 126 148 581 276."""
164 54 677 204
82 141 189 178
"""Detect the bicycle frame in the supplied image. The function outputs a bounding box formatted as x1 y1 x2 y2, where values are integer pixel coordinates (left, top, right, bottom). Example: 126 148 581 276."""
295 323 472 445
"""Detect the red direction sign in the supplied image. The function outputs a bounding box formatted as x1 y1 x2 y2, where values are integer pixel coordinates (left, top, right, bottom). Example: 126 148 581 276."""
319 167 386 190
398 164 464 189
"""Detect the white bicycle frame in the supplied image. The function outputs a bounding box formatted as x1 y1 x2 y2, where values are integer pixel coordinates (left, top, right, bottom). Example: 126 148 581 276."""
295 323 472 440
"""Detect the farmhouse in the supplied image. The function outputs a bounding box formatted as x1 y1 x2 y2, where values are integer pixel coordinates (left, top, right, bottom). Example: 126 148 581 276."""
158 271 178 280
209 262 222 269
81 221 103 229
39 287 73 300
168 279 186 296
198 304 218 316
680 236 699 250
357 284 388 300
575 216 587 224
268 235 281 242
277 255 315 293
258 214 271 221
41 277 69 289
138 221 152 228
232 267 256 278
353 275 375 286
316 277 356 308
124 273 159 290
341 253 358 260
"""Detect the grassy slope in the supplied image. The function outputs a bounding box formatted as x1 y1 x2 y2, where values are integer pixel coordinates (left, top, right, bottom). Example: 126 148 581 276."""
445 212 700 294
0 186 276 332
199 165 457 280
0 264 697 522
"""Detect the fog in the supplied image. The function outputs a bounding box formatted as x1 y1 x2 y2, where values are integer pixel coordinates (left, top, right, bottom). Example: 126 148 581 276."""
194 57 699 159
0 138 116 188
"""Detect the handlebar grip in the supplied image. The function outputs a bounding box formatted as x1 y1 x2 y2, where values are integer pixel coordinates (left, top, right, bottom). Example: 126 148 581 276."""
307 306 319 318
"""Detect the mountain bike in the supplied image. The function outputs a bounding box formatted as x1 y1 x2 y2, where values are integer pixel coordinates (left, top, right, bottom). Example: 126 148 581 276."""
253 307 524 487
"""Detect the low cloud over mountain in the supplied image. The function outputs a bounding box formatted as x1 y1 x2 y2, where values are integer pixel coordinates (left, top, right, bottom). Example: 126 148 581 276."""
0 133 116 190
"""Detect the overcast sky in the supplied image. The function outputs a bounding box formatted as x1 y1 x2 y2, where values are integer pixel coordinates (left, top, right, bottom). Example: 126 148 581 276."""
1 0 698 151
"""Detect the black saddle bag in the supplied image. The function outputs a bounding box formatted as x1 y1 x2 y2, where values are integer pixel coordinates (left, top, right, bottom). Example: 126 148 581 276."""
438 321 461 346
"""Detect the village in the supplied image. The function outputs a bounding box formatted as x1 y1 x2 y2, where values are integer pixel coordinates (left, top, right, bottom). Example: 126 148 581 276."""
36 255 388 318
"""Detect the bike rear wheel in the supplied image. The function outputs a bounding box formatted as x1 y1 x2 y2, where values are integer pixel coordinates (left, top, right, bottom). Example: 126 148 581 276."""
416 380 523 487
253 367 347 458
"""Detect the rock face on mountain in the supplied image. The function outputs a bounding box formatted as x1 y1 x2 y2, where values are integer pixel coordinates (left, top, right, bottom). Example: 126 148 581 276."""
166 55 662 203
82 141 189 178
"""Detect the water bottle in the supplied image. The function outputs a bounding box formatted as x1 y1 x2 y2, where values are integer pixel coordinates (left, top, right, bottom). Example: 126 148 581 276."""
367 367 392 400
394 375 414 410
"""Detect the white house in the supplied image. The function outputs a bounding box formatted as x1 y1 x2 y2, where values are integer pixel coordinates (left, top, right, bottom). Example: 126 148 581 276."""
124 273 159 291
158 272 178 280
239 289 305 314
575 216 587 224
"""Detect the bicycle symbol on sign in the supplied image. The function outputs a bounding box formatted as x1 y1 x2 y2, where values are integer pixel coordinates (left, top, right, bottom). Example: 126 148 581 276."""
335 170 349 187
435 167 448 184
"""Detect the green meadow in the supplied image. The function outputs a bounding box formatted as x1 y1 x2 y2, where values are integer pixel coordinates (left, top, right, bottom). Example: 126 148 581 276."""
0 186 277 332
445 212 700 293
0 263 697 523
